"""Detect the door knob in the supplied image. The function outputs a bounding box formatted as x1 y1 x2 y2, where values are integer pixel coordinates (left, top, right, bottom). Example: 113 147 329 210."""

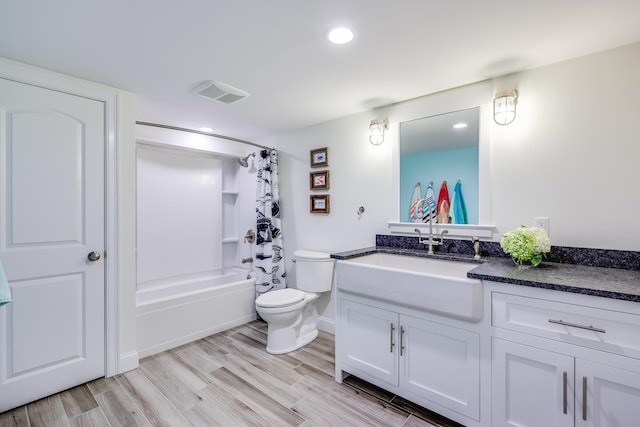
87 251 101 262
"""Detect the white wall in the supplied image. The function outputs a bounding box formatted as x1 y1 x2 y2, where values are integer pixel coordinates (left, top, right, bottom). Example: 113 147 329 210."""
491 43 640 249
259 42 640 324
116 91 138 372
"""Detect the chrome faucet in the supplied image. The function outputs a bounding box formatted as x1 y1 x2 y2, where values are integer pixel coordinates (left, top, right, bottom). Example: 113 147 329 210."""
440 229 449 249
473 237 481 259
414 201 442 255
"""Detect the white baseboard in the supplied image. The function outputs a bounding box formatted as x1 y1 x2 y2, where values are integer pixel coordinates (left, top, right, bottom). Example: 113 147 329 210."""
317 316 335 335
117 351 139 375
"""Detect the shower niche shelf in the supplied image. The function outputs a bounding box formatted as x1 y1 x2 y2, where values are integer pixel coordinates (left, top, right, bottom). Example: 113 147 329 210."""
221 159 252 270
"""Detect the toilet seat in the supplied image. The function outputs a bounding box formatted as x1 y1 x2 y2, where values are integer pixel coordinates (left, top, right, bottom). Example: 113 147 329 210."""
256 288 305 308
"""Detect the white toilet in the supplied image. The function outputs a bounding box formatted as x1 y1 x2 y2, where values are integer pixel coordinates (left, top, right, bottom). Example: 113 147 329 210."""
255 250 334 354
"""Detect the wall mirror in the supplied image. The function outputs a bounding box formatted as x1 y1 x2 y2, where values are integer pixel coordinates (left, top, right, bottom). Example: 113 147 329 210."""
389 102 493 238
399 107 480 224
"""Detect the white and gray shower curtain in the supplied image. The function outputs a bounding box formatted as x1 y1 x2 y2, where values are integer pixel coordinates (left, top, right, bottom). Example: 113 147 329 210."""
255 149 286 298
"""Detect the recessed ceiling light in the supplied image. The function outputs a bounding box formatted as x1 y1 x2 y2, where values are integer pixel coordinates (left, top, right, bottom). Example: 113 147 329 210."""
453 122 468 129
328 27 355 44
199 127 213 132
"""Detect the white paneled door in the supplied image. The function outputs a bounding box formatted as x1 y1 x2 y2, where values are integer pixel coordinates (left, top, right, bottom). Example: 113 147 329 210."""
0 78 105 412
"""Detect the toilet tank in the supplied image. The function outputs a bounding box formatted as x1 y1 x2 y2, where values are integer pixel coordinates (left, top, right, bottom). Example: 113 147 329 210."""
293 250 335 293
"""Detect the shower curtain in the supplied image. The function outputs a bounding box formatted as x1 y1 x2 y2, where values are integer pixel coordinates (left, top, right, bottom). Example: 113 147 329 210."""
255 149 286 298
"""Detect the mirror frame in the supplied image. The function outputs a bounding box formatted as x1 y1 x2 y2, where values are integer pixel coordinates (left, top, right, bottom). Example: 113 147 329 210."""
387 82 495 238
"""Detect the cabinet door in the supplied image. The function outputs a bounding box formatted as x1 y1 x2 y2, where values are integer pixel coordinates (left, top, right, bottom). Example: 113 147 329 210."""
339 300 398 386
576 359 640 427
492 339 574 427
400 315 480 420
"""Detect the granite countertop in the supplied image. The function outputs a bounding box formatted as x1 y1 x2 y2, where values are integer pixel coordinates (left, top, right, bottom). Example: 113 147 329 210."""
331 246 484 264
332 247 640 303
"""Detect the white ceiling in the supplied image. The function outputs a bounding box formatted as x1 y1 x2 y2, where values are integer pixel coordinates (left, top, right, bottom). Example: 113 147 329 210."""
2 1 640 143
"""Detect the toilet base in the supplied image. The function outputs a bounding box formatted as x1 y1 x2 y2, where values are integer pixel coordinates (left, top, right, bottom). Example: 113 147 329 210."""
257 291 322 355
266 328 318 355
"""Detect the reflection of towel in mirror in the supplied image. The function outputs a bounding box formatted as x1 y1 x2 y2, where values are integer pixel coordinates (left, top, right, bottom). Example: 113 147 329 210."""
409 182 423 222
449 187 457 223
0 259 11 306
422 183 437 223
437 181 450 223
450 181 468 224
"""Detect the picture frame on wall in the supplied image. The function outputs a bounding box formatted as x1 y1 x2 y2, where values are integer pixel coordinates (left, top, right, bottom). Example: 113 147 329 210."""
310 194 330 214
310 147 328 168
309 170 330 190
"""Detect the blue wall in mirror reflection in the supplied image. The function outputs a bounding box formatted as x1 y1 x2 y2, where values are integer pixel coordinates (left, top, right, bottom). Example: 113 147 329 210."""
400 147 479 224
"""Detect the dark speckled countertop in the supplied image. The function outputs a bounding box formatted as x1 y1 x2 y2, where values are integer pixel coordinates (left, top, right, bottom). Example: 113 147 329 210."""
332 246 484 264
332 242 640 303
467 257 640 302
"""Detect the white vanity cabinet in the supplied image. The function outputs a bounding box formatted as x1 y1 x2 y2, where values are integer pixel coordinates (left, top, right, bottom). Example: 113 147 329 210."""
492 338 574 427
400 312 480 419
576 359 640 427
490 285 640 427
335 255 640 427
339 299 399 386
337 296 481 423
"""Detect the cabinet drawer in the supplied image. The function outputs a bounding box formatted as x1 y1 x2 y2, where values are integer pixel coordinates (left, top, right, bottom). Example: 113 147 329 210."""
492 292 640 358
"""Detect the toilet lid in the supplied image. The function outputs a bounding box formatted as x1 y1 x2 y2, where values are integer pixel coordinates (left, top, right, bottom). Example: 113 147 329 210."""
256 288 305 308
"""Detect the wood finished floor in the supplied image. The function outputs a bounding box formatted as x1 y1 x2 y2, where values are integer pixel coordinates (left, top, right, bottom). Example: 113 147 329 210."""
1 320 463 427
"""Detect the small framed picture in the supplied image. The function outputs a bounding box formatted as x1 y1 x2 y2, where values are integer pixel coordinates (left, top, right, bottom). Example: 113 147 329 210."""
310 194 330 214
310 147 328 168
309 170 330 190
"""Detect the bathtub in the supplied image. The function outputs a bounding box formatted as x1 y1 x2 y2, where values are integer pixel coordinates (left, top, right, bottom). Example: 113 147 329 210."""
136 269 257 358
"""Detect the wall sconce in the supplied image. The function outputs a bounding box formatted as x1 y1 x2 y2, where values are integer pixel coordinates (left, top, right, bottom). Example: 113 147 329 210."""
493 89 518 125
369 118 388 145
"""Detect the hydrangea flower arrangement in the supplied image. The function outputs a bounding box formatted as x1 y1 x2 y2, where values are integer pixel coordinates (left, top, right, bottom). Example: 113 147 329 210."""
500 226 551 267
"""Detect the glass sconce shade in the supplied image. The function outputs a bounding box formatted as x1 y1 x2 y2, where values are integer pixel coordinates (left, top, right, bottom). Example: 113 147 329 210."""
369 118 388 145
493 90 518 125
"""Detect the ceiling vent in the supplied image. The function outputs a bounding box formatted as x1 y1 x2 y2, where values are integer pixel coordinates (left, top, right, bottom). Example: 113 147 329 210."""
192 80 250 104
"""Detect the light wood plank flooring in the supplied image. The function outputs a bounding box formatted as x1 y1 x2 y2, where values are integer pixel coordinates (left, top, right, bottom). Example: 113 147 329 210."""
1 320 462 427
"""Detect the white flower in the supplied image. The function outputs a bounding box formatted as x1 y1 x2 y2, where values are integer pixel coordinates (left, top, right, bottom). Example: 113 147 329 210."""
500 225 551 266
529 226 551 254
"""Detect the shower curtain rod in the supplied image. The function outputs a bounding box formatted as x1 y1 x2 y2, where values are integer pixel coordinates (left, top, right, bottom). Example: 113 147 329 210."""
136 121 270 150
